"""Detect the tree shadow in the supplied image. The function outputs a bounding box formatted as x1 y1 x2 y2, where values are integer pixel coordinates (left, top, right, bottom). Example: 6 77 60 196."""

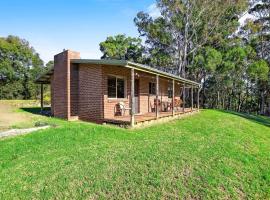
20 107 51 116
218 110 270 128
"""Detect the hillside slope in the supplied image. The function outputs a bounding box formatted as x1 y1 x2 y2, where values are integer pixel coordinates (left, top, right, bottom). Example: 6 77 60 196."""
0 110 270 199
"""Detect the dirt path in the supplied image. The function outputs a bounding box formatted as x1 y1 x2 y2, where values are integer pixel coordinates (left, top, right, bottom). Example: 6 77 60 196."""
0 102 32 131
0 126 50 139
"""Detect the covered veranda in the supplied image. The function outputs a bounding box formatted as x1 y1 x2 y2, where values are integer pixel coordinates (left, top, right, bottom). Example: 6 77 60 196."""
104 63 201 127
35 68 53 113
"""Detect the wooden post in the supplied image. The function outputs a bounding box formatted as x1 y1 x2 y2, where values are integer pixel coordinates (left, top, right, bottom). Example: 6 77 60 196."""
197 87 200 110
130 68 135 127
191 86 194 111
156 75 159 119
172 80 175 116
182 83 185 113
40 83 44 112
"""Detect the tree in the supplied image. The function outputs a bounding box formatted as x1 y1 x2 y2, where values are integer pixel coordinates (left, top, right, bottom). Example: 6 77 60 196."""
191 47 222 107
134 0 247 77
0 35 45 99
240 0 270 114
245 0 270 62
99 34 144 63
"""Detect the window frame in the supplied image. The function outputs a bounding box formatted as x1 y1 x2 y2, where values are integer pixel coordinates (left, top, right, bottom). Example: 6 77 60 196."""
168 84 173 98
149 82 156 95
107 75 127 99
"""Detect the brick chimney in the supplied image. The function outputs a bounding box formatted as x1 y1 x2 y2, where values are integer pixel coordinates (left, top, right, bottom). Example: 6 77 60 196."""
52 50 80 120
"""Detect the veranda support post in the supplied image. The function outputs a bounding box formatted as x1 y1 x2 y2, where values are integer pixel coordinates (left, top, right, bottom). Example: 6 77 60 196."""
182 84 185 113
197 87 200 110
40 83 44 112
191 86 194 111
156 75 159 119
130 68 135 127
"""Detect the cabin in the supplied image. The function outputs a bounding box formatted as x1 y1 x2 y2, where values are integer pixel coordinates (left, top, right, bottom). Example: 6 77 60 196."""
36 50 201 127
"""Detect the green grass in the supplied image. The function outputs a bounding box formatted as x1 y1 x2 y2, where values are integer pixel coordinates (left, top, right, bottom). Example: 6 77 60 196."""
0 109 270 199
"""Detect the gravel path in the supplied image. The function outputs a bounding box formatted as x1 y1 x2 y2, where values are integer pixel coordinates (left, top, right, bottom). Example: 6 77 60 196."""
0 126 50 139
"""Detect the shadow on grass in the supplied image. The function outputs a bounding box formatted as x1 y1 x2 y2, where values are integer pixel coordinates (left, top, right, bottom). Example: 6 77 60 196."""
20 107 51 116
218 110 270 128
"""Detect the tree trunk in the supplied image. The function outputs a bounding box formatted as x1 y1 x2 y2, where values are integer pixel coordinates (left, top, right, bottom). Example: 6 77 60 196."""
268 97 270 116
217 91 220 109
260 91 265 115
237 93 241 112
202 73 206 108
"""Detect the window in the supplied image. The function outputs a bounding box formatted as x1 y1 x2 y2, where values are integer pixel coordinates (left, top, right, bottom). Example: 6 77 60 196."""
108 76 125 98
168 85 173 98
149 82 156 95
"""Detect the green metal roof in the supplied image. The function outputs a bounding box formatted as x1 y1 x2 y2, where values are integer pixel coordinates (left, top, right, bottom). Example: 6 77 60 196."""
36 59 201 87
35 68 53 84
71 59 201 87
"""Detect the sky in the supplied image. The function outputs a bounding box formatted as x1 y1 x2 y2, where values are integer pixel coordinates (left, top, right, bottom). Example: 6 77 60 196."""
0 0 160 63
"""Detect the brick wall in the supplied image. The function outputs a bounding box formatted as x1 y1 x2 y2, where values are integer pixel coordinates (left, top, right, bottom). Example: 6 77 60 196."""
136 71 181 114
78 64 103 123
102 65 131 119
70 64 79 116
50 75 54 115
52 50 80 120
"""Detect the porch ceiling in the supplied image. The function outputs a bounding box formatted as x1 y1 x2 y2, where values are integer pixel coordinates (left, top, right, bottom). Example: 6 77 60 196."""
35 68 53 84
71 59 201 87
35 59 201 87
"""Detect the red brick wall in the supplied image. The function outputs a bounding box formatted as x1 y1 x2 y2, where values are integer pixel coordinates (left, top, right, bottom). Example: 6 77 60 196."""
50 75 54 115
70 64 79 116
136 71 153 113
102 66 131 119
52 50 80 120
78 64 103 123
136 71 181 114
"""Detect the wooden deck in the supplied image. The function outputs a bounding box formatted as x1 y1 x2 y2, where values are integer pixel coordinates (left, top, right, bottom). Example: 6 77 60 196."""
104 108 197 126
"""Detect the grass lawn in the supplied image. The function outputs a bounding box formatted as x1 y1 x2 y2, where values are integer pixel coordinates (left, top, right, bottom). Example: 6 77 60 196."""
0 103 270 199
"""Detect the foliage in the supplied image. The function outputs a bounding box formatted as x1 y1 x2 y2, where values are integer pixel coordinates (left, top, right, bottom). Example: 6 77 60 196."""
248 59 269 81
99 34 144 63
134 0 247 76
0 35 47 100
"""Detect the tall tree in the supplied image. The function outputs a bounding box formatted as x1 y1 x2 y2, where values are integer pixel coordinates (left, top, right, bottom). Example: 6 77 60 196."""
135 0 247 77
0 35 45 99
242 0 270 114
99 34 144 63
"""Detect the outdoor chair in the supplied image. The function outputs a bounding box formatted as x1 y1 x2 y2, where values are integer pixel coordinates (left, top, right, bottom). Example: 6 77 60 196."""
172 99 183 111
114 102 131 116
150 102 156 112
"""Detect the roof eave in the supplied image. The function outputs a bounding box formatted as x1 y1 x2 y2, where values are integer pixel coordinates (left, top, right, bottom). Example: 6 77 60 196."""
126 61 200 86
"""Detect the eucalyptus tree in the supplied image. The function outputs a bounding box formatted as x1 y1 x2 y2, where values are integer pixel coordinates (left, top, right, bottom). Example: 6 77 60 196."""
191 47 222 107
134 0 247 78
248 0 270 62
243 0 270 114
